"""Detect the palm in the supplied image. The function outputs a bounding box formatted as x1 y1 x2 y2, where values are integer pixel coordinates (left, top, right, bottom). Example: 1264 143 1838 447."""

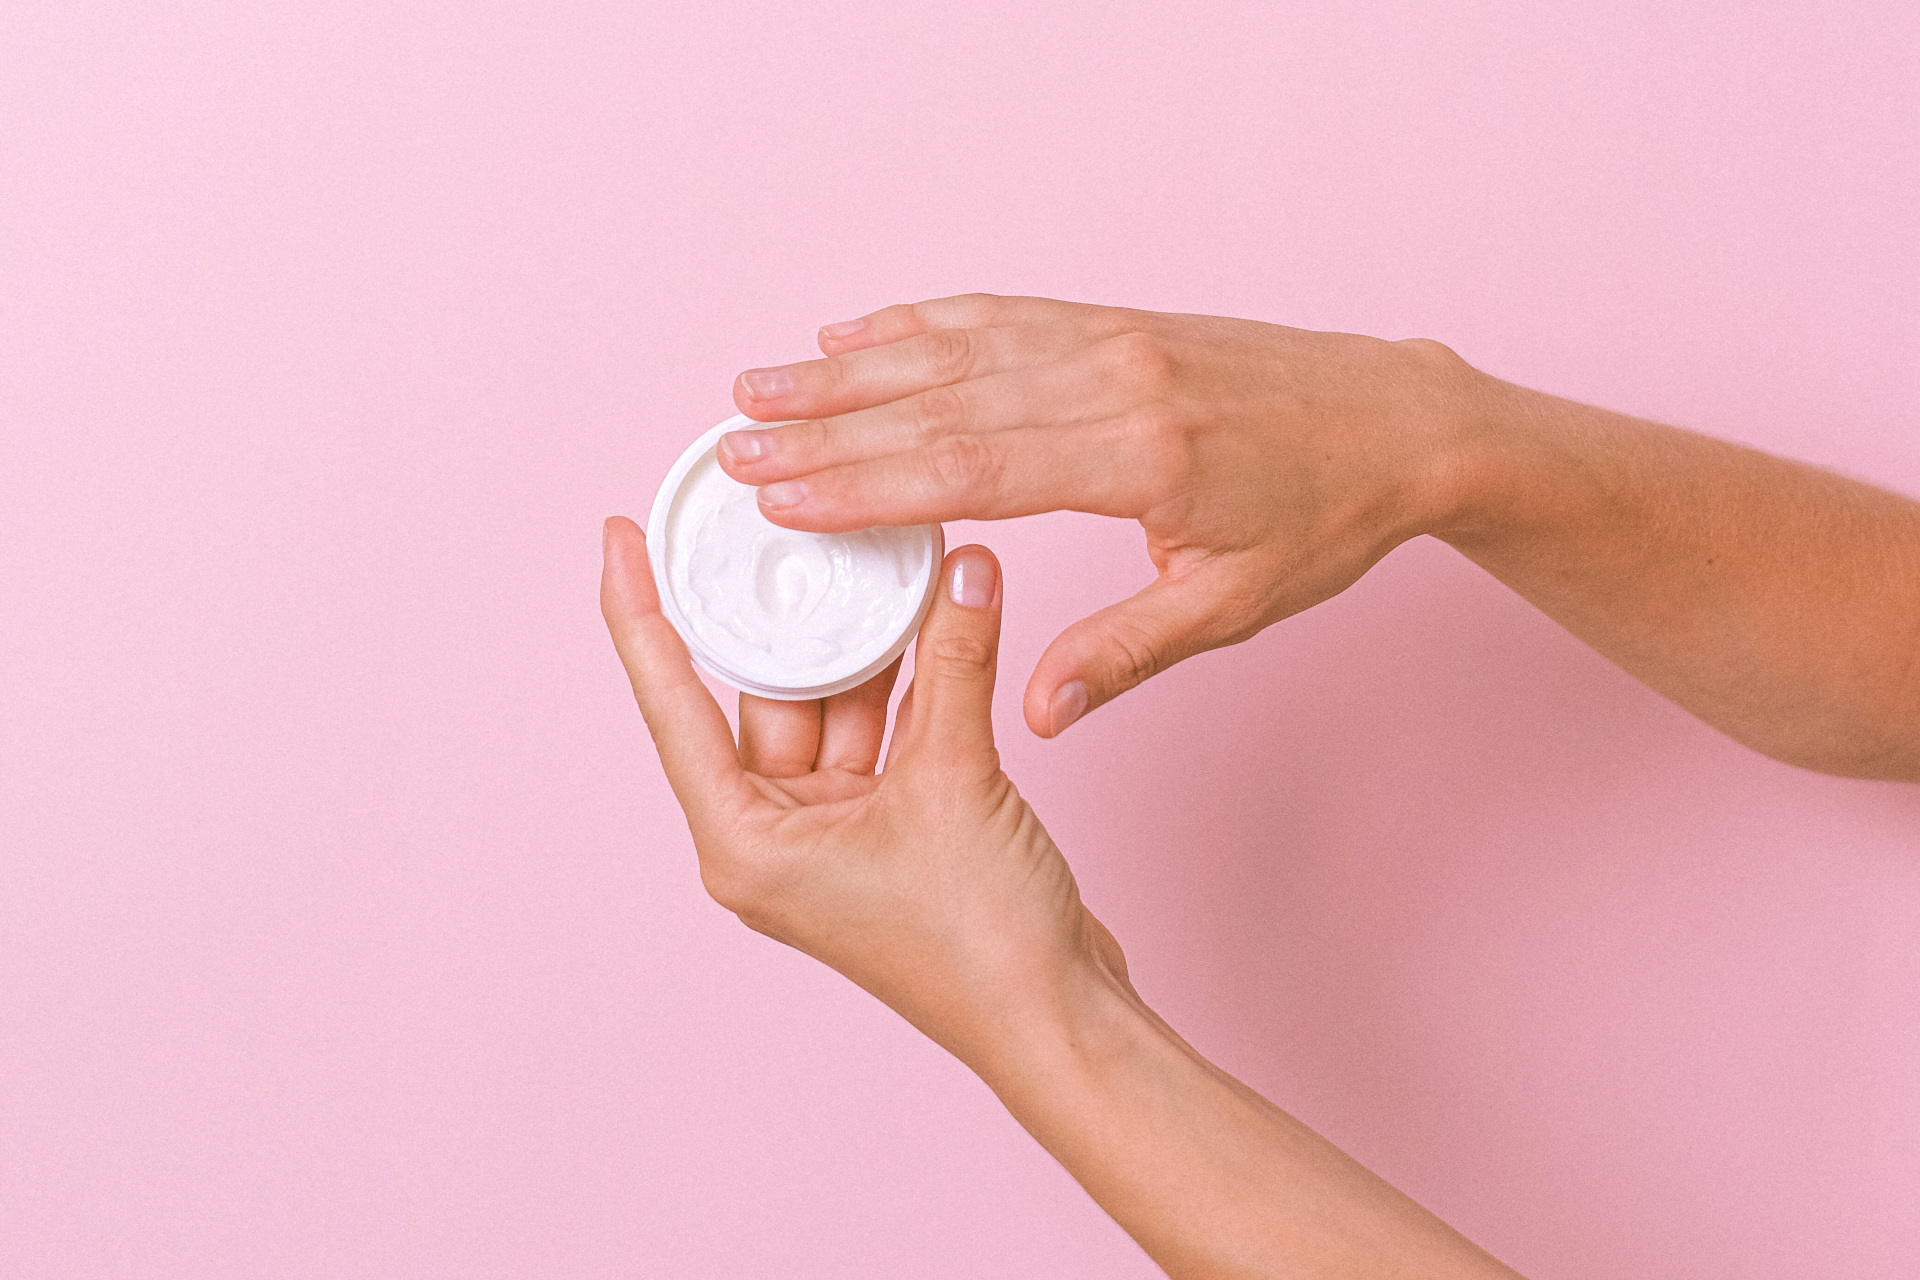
747 768 877 810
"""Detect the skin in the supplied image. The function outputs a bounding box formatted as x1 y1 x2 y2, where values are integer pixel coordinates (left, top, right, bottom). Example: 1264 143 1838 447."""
603 521 1522 1277
604 295 1920 1274
719 294 1920 779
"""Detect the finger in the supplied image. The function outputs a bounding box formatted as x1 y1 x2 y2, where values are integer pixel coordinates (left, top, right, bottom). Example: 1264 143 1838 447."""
599 517 749 822
815 656 903 774
882 679 916 773
719 345 1130 486
812 293 1096 355
737 694 823 778
753 415 1169 532
893 545 1003 768
731 326 1081 425
1022 567 1233 738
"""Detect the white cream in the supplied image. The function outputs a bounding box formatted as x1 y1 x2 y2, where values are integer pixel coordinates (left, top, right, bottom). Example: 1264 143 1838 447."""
647 416 941 699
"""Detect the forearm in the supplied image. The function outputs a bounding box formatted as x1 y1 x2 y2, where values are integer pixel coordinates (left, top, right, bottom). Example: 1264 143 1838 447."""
1433 376 1920 781
961 960 1519 1279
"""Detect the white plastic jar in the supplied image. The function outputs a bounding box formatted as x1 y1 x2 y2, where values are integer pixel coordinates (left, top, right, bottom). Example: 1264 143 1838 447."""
647 414 943 700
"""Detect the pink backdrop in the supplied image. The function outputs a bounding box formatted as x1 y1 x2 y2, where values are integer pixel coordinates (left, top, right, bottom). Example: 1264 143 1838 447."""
4 3 1917 1276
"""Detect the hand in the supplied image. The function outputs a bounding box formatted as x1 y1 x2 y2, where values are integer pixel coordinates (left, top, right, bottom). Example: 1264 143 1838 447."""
602 514 1524 1277
716 294 1488 736
598 516 1129 1063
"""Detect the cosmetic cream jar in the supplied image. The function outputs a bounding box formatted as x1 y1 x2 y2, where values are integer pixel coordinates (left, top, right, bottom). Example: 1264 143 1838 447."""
646 414 944 700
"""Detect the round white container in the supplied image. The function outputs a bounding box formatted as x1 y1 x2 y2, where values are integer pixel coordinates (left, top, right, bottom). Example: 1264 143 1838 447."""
646 414 943 700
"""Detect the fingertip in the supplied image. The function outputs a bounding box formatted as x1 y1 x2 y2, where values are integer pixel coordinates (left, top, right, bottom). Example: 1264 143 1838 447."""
817 317 870 351
1022 689 1052 738
737 366 794 404
717 429 770 470
1021 672 1089 738
600 515 661 625
898 547 1003 761
603 511 646 555
943 544 1001 610
731 383 789 422
1049 680 1089 735
911 545 1003 676
755 488 819 529
758 479 811 513
754 490 867 535
602 514 644 560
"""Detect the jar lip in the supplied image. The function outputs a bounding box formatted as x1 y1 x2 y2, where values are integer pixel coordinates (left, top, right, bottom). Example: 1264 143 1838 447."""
646 415 943 701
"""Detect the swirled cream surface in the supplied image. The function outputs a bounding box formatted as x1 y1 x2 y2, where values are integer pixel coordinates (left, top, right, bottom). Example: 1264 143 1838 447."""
650 424 939 697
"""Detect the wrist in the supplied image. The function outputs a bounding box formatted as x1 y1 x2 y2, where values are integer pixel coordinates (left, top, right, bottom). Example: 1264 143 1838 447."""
954 945 1176 1105
1402 346 1549 548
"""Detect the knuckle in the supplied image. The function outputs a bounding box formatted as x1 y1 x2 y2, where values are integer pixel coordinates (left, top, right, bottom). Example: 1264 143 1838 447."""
1391 336 1474 404
1101 329 1174 391
944 292 1002 326
895 747 1007 807
1394 336 1461 366
910 383 970 441
919 326 975 381
925 431 999 495
924 630 996 677
815 353 856 397
1103 617 1170 689
1200 578 1271 647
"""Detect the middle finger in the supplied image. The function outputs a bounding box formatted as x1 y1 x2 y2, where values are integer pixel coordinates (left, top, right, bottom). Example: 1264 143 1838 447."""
738 694 822 778
814 657 903 775
720 348 1131 485
734 324 1085 422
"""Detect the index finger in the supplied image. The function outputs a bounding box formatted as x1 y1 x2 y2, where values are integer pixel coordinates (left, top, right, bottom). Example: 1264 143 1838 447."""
814 293 1096 355
600 516 749 827
753 414 1171 532
730 325 1080 427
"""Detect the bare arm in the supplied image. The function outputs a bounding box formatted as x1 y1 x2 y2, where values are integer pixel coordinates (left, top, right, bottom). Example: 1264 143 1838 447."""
1439 382 1920 780
601 518 1519 1278
719 294 1920 780
975 965 1514 1279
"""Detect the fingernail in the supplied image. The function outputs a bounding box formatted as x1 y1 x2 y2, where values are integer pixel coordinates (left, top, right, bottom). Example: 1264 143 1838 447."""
720 430 769 463
949 551 997 608
1049 681 1088 735
759 480 809 510
819 318 866 342
739 367 793 400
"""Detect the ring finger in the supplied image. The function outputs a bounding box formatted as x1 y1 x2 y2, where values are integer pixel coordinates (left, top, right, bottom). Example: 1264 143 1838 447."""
735 323 1085 422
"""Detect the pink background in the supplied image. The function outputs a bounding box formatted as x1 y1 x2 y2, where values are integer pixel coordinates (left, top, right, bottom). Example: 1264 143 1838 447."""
4 2 1917 1276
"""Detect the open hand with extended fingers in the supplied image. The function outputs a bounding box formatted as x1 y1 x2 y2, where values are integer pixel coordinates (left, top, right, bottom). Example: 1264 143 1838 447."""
714 294 1490 737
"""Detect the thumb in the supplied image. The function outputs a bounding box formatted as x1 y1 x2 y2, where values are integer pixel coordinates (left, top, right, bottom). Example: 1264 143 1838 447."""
896 544 1003 766
1024 568 1227 737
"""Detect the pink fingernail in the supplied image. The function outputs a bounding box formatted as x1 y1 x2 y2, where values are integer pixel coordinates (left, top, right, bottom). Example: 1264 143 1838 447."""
819 319 866 342
759 480 809 509
1049 681 1088 735
948 552 997 608
739 367 793 400
721 430 770 463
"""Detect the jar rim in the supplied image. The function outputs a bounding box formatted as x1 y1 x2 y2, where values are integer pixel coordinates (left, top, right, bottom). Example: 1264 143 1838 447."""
646 414 943 700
